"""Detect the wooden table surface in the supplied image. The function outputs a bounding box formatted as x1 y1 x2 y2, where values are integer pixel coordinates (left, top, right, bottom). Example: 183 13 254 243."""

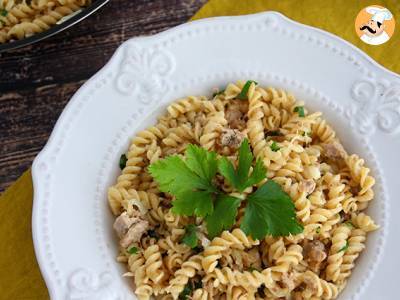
0 0 206 192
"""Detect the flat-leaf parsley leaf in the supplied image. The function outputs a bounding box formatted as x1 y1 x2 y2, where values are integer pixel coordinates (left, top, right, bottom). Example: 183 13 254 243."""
149 146 218 218
150 156 207 193
205 194 241 238
185 144 217 183
218 139 266 192
241 180 303 240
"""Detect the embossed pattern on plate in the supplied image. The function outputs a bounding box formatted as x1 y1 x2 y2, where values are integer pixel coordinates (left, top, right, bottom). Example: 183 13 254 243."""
32 12 399 300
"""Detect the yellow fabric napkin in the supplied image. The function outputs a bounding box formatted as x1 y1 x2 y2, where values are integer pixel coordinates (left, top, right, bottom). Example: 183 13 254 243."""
1 0 399 298
0 170 49 299
192 0 400 74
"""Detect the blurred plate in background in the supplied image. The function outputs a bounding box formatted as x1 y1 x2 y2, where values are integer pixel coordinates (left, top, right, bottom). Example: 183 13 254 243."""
0 0 109 53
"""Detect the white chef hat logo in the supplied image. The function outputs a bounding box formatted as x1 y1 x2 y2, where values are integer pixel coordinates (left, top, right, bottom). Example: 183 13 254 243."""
356 5 395 45
366 6 392 24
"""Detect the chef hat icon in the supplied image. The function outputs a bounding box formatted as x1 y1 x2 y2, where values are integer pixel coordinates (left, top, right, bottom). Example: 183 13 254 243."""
366 6 393 23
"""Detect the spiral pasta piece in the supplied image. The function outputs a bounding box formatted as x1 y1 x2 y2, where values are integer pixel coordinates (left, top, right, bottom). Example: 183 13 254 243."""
147 139 162 164
299 270 339 299
162 123 195 149
128 252 145 275
351 212 379 232
345 154 375 209
167 255 202 299
269 244 303 274
144 245 165 284
312 118 336 143
202 229 259 273
199 110 227 150
338 228 366 282
167 96 203 118
323 173 345 213
326 225 351 282
286 182 311 222
247 82 267 158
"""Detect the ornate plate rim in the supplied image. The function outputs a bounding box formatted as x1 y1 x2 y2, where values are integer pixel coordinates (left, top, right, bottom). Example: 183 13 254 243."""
31 11 398 300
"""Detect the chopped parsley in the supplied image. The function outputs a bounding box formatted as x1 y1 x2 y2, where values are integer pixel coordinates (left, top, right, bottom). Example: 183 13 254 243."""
270 141 280 152
179 283 192 299
119 154 127 170
0 9 8 17
294 106 305 117
179 281 202 299
339 241 349 252
316 227 321 234
237 80 258 100
248 266 260 272
127 246 138 254
345 221 354 228
212 90 225 97
182 224 198 248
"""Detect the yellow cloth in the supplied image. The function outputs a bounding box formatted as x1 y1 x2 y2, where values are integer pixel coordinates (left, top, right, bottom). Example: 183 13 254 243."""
1 1 399 298
192 0 400 74
0 170 48 299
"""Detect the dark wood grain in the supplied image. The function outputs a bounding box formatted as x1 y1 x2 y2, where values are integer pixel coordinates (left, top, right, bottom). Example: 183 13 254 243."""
0 0 207 192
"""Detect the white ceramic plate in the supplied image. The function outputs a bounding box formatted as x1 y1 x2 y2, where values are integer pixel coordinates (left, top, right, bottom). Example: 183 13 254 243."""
32 12 400 300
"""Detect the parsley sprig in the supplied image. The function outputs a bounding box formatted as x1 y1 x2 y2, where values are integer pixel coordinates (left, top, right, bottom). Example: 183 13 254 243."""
149 139 303 240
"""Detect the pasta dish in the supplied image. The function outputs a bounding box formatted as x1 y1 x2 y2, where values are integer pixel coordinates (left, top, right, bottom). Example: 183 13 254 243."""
0 0 91 43
108 81 378 300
